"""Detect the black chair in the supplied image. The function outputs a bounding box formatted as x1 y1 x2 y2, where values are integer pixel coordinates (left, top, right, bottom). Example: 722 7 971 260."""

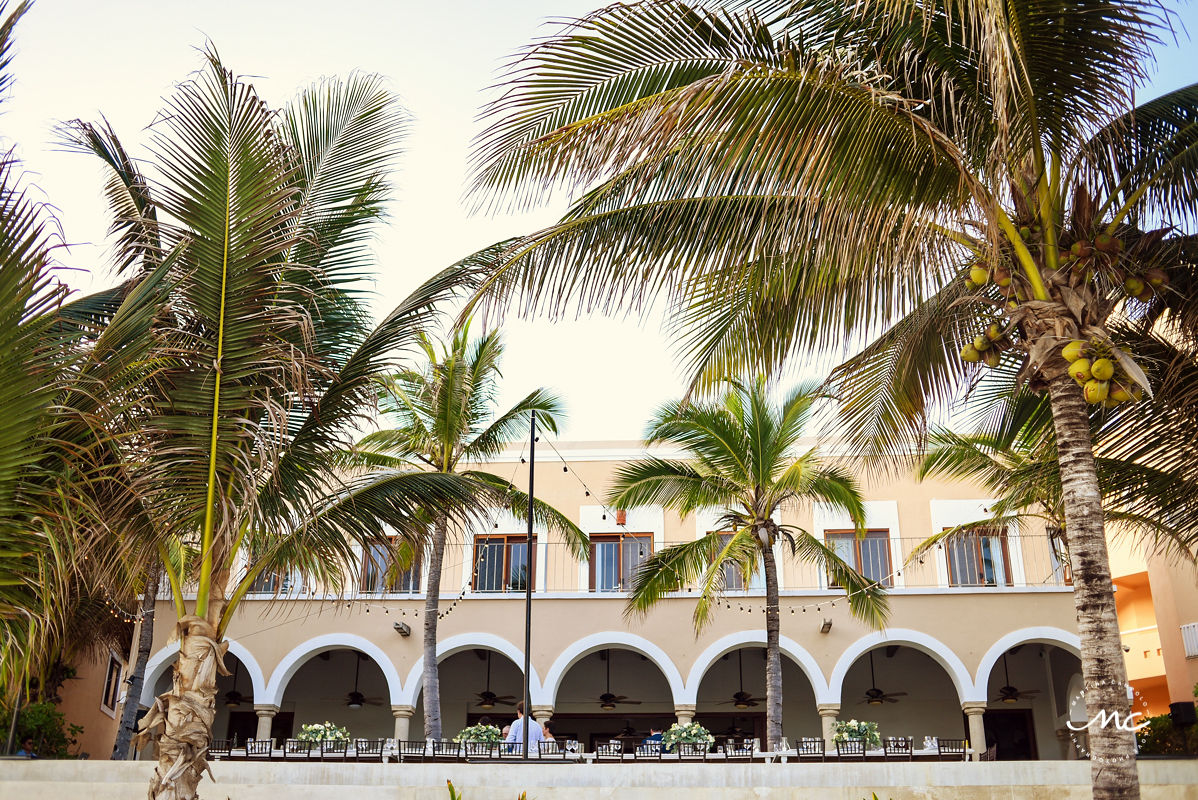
396 740 428 763
538 740 566 759
634 741 664 761
722 740 753 762
595 740 624 762
283 738 314 760
797 737 825 761
460 741 496 760
207 739 232 761
835 738 866 761
883 736 913 761
245 738 274 760
675 741 709 762
320 739 349 761
498 740 531 760
979 744 997 762
354 738 387 762
431 740 460 761
937 738 968 761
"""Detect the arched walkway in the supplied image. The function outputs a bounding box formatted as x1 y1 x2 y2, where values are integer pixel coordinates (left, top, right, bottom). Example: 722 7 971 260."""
398 632 544 707
828 629 978 704
264 633 404 706
974 626 1081 694
141 638 265 706
681 631 831 705
542 631 686 707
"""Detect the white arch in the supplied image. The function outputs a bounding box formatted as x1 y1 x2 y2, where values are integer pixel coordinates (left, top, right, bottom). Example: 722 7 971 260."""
541 632 686 707
139 638 265 707
974 626 1081 695
828 628 979 705
680 631 833 705
398 632 545 707
264 633 404 706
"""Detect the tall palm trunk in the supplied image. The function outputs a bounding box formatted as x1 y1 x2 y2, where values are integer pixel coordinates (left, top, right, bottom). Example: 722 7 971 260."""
1047 372 1139 800
138 613 229 800
422 514 449 740
112 561 161 760
760 535 783 751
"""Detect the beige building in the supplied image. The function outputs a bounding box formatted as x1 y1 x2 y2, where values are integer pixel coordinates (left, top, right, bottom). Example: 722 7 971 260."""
59 441 1198 761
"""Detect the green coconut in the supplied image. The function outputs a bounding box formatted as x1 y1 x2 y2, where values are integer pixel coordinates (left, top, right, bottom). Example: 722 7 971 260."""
961 343 981 363
986 323 1004 342
1144 268 1168 288
973 335 992 352
1084 380 1110 404
982 348 1002 368
1124 277 1145 297
1068 358 1092 384
1090 358 1115 381
969 265 990 285
1062 340 1087 362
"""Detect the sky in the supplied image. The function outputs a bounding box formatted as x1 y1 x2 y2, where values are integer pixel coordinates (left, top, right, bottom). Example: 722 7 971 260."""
3 0 1196 441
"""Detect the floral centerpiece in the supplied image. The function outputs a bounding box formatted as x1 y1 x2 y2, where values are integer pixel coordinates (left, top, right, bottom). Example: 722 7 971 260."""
660 722 715 752
296 721 350 743
832 719 881 748
454 723 503 743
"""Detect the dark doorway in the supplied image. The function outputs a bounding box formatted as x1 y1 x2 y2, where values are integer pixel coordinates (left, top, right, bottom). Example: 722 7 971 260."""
982 708 1037 760
226 711 294 744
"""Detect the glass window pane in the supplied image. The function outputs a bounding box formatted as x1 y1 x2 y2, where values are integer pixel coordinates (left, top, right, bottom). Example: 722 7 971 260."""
594 540 618 592
622 537 648 589
475 541 505 592
719 534 744 590
859 534 891 586
509 542 529 591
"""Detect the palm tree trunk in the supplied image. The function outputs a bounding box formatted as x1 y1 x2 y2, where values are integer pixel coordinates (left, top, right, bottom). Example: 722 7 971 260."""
112 561 161 760
138 614 229 800
1047 372 1139 800
422 514 449 740
760 538 783 751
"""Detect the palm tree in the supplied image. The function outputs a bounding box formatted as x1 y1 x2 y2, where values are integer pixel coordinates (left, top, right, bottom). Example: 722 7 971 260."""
60 54 482 798
609 377 887 750
467 3 1196 794
354 321 588 740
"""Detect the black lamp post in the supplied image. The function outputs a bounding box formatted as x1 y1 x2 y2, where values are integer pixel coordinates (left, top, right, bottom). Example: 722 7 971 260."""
520 412 536 758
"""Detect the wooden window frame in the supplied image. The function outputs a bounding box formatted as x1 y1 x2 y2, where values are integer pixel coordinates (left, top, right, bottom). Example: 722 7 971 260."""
943 527 1013 587
824 529 893 588
472 533 536 593
359 538 422 594
589 532 652 592
100 652 122 714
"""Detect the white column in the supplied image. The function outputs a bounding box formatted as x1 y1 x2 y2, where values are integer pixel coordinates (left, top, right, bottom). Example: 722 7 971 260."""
531 705 554 727
391 705 415 741
674 704 696 726
817 704 840 750
253 704 279 743
962 702 987 761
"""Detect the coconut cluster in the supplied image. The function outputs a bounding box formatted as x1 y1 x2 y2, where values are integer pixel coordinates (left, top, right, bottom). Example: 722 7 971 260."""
1061 340 1143 407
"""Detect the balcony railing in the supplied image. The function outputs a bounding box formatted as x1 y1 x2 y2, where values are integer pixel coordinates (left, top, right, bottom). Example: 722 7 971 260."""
230 534 1071 600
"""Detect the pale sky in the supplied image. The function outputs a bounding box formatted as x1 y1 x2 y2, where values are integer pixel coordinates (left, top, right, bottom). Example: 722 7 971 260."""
4 1 1195 440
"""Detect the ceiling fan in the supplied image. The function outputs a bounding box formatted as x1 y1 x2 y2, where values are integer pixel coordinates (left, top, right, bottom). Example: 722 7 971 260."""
474 651 517 709
598 649 641 710
341 651 385 709
994 653 1040 704
861 651 907 705
223 662 253 708
718 650 763 709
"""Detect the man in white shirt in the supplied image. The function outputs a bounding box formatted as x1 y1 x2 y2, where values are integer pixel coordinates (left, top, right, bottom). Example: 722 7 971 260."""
504 701 544 754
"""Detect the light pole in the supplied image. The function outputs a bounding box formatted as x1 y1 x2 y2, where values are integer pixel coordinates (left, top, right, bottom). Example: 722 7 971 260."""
521 411 535 758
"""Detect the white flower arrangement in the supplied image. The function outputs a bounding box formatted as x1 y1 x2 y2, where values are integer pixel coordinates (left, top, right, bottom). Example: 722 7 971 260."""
660 722 715 752
453 723 503 743
831 719 881 748
296 721 350 743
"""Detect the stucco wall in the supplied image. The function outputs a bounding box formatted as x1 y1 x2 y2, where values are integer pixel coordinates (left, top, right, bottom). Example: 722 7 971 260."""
2 759 1197 800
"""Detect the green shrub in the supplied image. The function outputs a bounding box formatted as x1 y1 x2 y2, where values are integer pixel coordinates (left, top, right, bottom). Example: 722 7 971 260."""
1136 713 1198 755
0 701 83 758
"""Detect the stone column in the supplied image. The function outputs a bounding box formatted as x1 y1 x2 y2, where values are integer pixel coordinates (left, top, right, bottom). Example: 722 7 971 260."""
817 704 840 751
391 705 415 742
962 702 987 761
674 704 696 726
531 705 554 727
253 704 279 743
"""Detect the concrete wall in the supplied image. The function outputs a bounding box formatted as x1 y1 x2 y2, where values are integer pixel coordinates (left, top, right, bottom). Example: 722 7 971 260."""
3 759 1197 800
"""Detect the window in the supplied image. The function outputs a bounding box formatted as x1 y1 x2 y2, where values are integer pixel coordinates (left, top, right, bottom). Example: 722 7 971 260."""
825 530 892 588
590 532 652 592
714 532 745 591
944 528 1012 587
247 568 302 594
360 540 421 593
473 534 535 592
101 654 122 712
